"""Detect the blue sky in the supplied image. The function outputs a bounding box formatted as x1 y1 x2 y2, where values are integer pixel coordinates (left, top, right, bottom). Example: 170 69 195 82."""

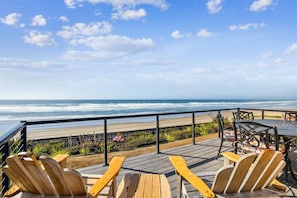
0 0 296 100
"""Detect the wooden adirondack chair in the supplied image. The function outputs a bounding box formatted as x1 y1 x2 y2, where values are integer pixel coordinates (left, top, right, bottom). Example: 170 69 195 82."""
3 152 125 198
169 149 288 198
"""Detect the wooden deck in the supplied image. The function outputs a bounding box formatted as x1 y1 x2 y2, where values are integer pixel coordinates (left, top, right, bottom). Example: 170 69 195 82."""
78 137 297 197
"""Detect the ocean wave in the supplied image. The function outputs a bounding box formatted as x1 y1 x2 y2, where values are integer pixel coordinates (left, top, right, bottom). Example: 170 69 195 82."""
0 99 296 123
1 100 295 113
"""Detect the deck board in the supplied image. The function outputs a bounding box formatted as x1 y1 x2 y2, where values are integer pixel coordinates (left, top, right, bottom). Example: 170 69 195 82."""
78 137 297 197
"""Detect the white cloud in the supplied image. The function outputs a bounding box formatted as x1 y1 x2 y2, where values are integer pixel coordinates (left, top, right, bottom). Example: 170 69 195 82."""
197 29 213 38
138 66 210 83
284 43 297 55
206 0 223 14
57 21 112 39
275 58 285 64
65 0 168 10
250 0 273 12
23 30 57 47
64 0 76 8
113 58 174 66
229 23 265 30
112 8 146 20
0 13 22 26
31 15 47 26
59 16 69 22
70 35 154 50
171 30 183 39
62 35 155 60
260 52 273 59
171 30 191 39
0 57 67 71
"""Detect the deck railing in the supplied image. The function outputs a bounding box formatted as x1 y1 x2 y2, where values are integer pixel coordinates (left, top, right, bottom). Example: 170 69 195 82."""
0 107 294 196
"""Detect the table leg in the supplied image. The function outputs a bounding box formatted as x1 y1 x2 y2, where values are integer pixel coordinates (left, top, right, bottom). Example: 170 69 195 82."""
284 139 297 181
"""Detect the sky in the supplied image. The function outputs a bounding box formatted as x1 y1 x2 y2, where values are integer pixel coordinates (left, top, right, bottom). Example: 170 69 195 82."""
0 0 296 100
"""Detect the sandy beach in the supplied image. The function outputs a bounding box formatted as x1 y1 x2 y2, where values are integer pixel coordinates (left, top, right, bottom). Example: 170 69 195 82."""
27 110 284 140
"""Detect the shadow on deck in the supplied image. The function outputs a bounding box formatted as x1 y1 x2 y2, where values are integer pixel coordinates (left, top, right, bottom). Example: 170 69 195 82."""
78 137 297 197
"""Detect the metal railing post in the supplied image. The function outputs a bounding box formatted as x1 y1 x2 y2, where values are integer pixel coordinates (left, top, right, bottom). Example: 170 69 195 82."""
262 110 265 119
156 115 160 154
192 112 195 145
20 124 27 151
104 118 108 166
217 110 221 138
2 142 10 195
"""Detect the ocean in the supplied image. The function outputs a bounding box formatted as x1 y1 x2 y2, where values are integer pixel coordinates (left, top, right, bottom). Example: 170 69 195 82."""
1 99 296 124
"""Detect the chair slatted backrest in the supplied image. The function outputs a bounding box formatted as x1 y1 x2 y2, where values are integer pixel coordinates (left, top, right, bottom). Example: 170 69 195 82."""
233 111 254 121
211 166 233 193
234 121 279 153
62 169 88 195
252 151 285 191
4 156 41 194
21 157 58 195
284 112 297 121
39 156 75 196
4 153 126 198
239 149 285 191
169 149 286 197
212 150 285 194
225 153 256 193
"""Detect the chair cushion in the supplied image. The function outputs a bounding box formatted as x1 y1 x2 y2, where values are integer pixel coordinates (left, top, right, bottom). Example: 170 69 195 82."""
223 130 236 141
237 143 286 154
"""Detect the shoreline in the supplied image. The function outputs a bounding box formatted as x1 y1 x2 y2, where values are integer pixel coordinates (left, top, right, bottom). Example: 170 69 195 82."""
27 110 284 140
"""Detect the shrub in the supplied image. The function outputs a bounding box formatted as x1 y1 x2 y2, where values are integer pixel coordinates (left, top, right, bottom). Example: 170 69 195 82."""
195 121 218 136
81 142 102 153
79 147 90 155
163 133 176 142
50 141 66 153
107 142 117 152
125 134 155 148
32 143 51 155
67 146 80 155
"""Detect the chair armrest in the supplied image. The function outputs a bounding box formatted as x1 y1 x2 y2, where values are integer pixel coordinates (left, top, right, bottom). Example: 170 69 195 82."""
169 156 215 198
88 156 125 198
52 154 69 168
221 151 240 165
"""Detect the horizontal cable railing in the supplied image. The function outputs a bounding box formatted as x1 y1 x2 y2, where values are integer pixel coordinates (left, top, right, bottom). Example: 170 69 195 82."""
0 107 295 196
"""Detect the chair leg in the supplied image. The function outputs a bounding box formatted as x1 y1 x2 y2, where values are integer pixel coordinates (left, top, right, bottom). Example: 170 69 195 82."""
110 178 116 198
177 174 182 198
216 135 224 159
